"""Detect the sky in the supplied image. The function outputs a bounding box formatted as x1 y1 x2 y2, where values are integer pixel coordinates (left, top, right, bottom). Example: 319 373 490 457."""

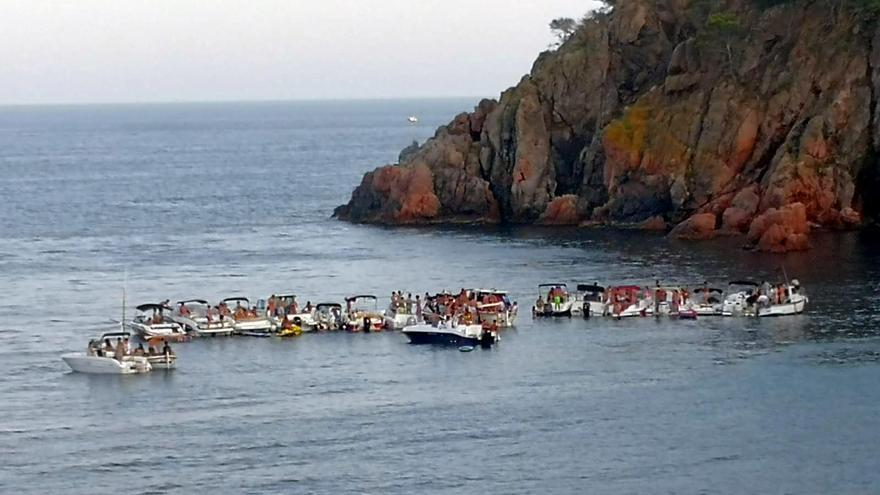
1 0 601 105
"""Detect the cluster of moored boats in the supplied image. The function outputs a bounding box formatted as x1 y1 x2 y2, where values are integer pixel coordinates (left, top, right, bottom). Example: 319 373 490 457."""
62 280 808 375
62 289 518 374
531 280 808 319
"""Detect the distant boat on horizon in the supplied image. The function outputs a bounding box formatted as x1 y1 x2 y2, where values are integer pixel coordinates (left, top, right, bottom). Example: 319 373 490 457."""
407 115 419 124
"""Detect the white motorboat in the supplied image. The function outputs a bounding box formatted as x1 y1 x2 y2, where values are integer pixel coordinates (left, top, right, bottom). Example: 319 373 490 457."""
344 295 385 332
223 297 276 335
407 115 419 123
749 280 808 317
314 303 343 331
687 286 724 316
402 318 496 347
169 299 234 337
473 289 517 327
649 286 689 317
532 283 574 317
62 331 152 374
127 303 188 341
573 284 606 318
721 281 761 316
266 294 317 332
384 299 418 330
604 285 651 318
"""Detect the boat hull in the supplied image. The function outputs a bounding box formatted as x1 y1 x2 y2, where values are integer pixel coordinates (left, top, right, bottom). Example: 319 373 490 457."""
62 354 151 374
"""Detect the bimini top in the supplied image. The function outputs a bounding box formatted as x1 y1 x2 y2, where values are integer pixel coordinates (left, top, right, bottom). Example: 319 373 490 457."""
96 331 131 341
222 297 250 304
577 284 605 293
345 295 377 302
316 302 342 309
538 283 568 288
693 287 724 294
728 280 759 286
177 299 209 306
275 294 297 300
609 285 642 291
136 303 170 312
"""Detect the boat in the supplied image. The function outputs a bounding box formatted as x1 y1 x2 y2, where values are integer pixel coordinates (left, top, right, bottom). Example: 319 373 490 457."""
687 286 724 316
573 284 606 318
384 299 419 330
604 285 651 318
407 115 419 123
62 331 152 374
649 286 688 317
314 303 343 331
531 284 574 317
403 317 496 347
721 281 761 316
473 289 517 327
265 294 317 332
143 337 178 369
127 303 188 341
223 297 275 336
343 295 385 332
756 280 809 317
168 299 234 337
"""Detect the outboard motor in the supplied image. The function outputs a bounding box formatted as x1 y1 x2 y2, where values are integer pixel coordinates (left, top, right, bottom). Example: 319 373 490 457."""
583 302 590 319
363 317 371 333
479 330 495 348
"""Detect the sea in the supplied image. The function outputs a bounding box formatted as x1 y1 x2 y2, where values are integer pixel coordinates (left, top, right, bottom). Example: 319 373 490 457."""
1 99 879 494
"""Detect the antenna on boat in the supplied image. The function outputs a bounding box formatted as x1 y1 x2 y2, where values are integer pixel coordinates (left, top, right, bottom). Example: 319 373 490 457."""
122 269 127 331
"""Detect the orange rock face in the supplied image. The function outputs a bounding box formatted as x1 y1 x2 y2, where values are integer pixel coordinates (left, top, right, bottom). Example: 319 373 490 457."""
747 203 811 253
538 195 581 225
669 212 718 240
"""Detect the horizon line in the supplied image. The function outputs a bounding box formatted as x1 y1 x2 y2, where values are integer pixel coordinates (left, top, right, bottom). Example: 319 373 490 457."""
0 95 494 109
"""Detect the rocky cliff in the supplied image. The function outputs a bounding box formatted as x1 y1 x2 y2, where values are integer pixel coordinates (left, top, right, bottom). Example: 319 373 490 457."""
335 0 880 252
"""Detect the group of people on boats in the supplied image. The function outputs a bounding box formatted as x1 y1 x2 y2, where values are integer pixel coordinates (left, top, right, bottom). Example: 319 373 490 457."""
88 336 173 362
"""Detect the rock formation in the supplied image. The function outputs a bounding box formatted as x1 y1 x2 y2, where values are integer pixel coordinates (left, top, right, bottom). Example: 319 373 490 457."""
335 0 880 252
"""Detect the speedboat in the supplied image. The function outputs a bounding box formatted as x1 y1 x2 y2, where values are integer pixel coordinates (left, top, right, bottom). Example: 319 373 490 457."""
407 115 419 123
62 331 152 374
721 281 761 316
169 299 234 337
143 336 178 369
384 299 418 330
756 280 809 317
343 295 385 332
604 286 651 318
266 294 317 332
649 286 688 317
688 286 724 316
127 303 188 341
223 297 276 336
314 303 343 331
574 284 606 318
473 289 517 327
403 317 496 348
532 284 574 317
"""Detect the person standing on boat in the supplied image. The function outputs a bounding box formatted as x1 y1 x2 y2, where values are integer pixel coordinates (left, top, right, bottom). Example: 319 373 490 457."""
267 295 277 318
114 338 125 362
415 295 422 321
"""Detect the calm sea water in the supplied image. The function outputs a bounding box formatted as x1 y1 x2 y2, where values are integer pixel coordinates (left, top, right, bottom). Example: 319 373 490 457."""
1 100 880 494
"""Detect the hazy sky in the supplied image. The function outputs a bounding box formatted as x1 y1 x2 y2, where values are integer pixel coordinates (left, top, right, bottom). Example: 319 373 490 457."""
2 0 600 105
